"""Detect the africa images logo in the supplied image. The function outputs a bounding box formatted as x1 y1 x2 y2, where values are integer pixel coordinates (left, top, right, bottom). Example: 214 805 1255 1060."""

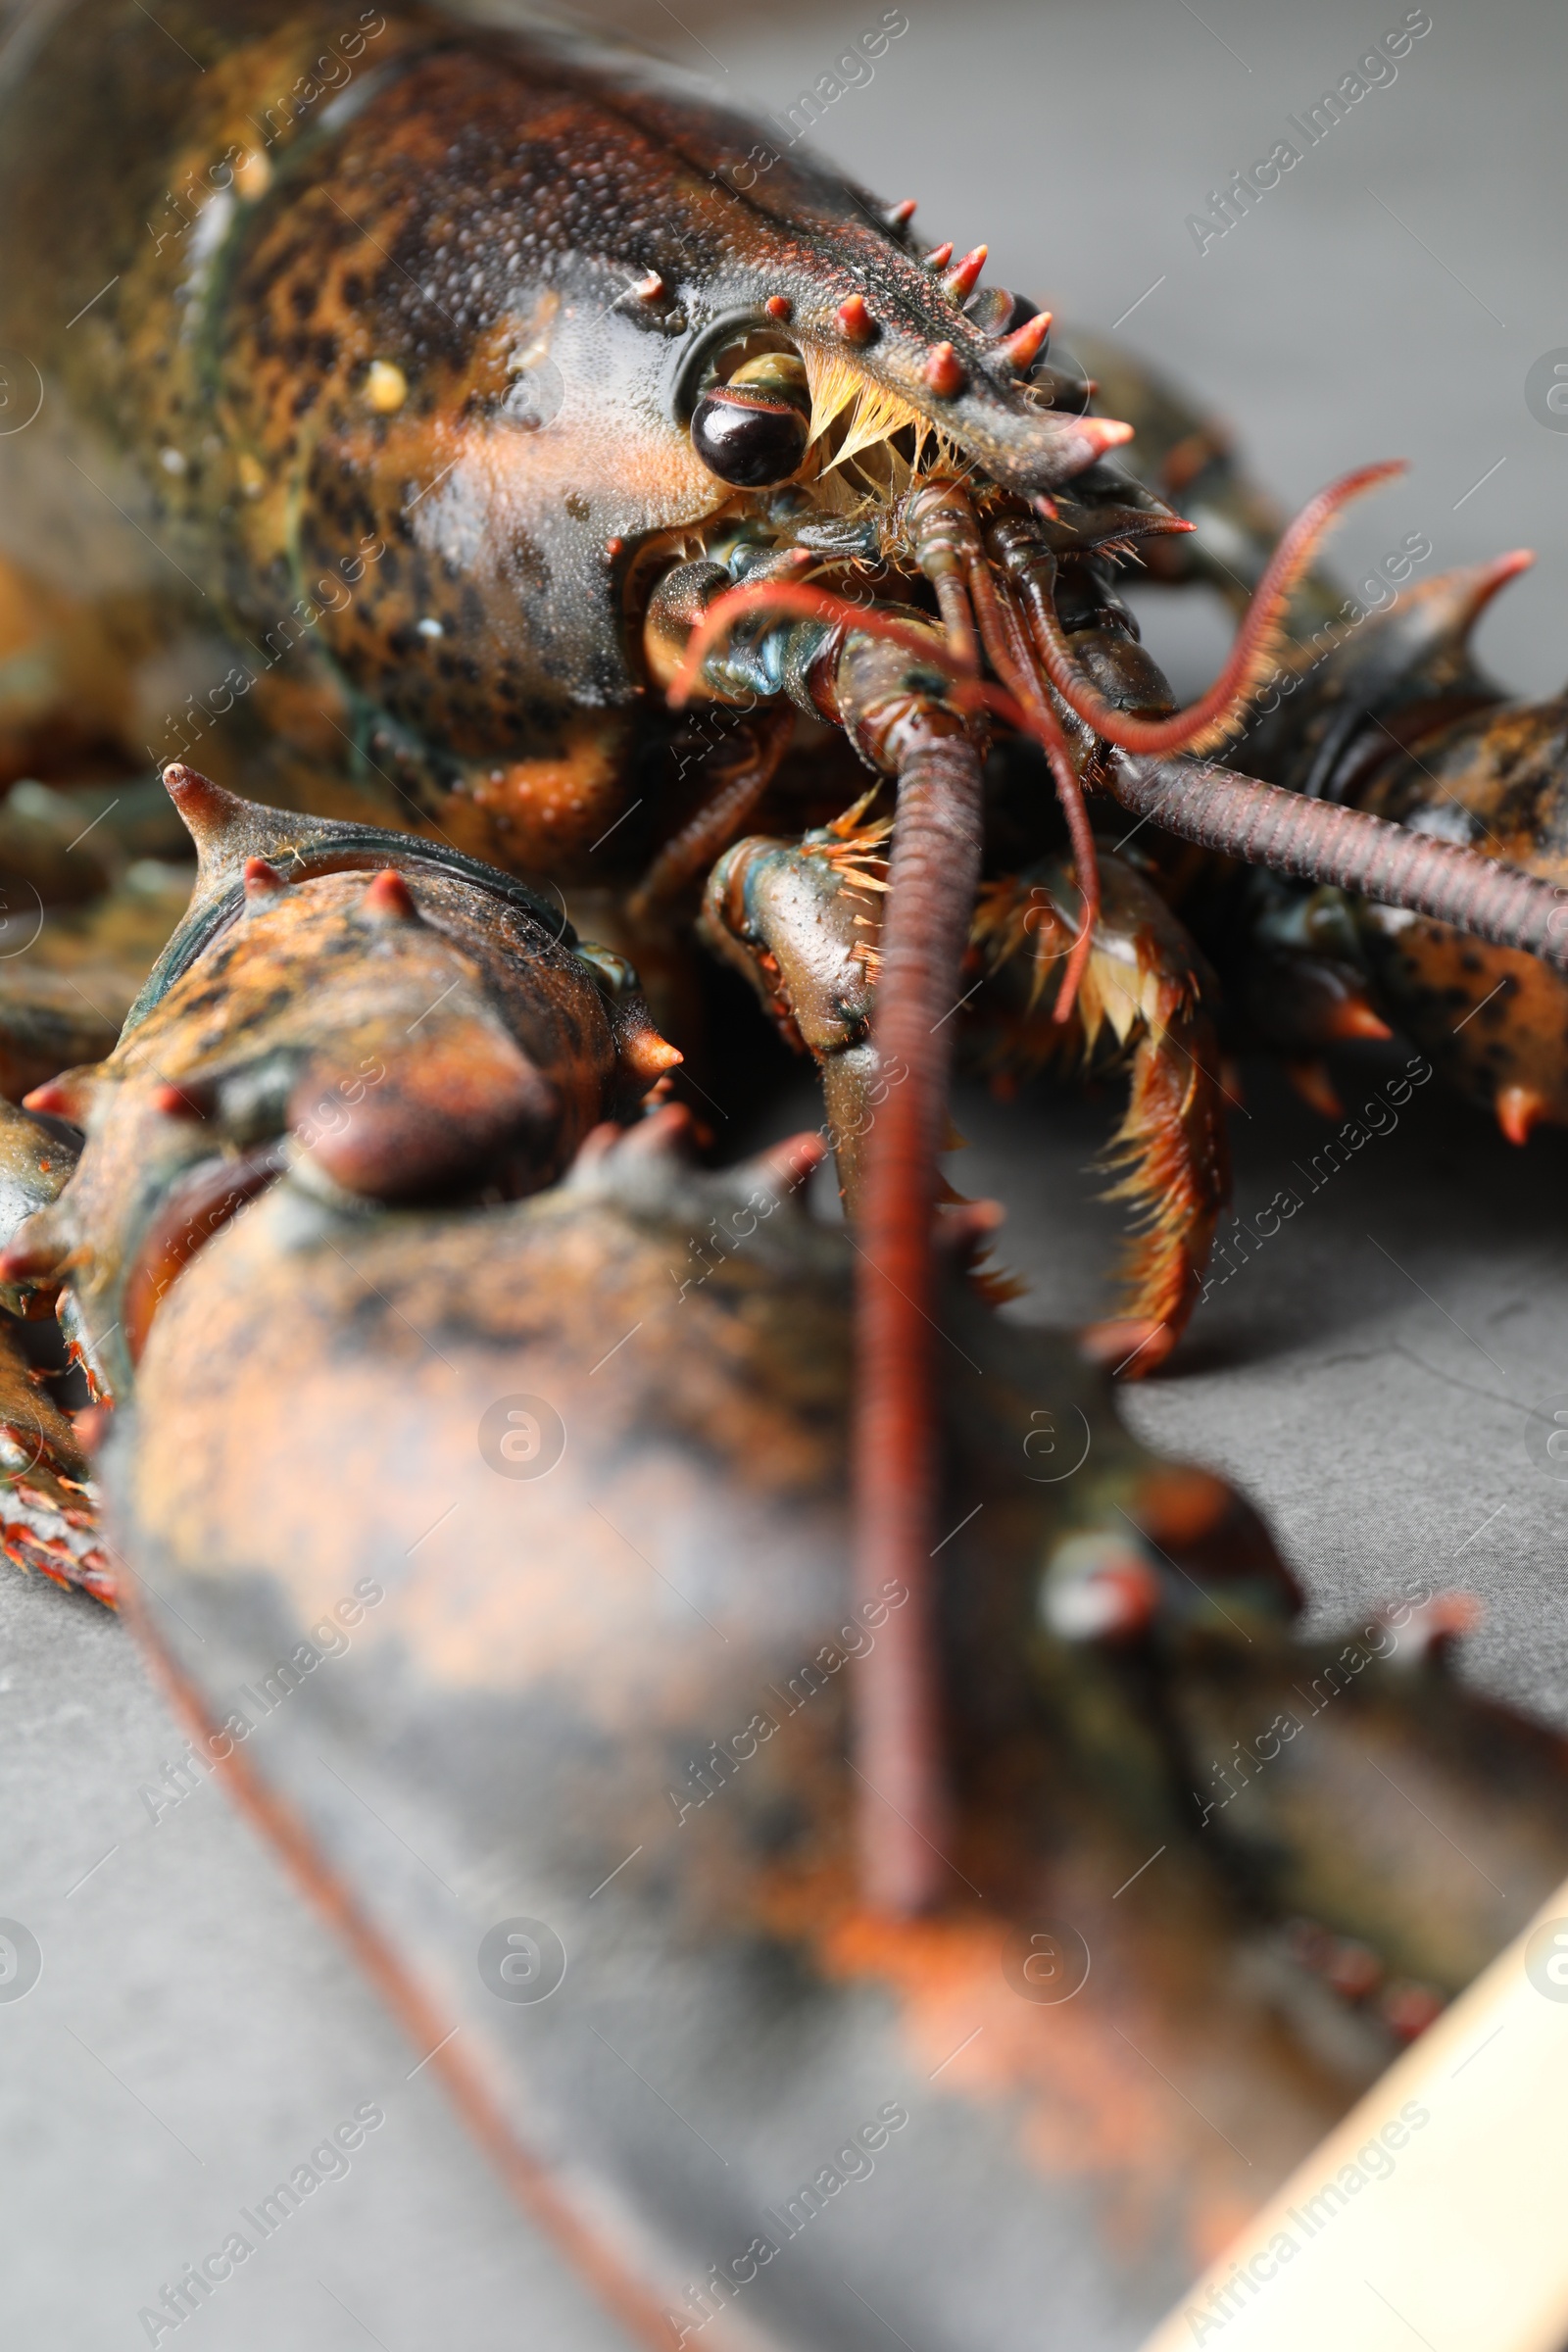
1525 1917 1568 2002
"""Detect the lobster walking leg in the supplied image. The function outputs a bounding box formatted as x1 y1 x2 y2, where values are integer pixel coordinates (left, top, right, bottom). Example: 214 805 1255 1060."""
971 855 1231 1372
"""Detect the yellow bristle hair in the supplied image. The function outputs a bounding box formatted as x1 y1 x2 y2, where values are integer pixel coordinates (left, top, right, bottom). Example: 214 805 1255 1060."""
802 346 960 479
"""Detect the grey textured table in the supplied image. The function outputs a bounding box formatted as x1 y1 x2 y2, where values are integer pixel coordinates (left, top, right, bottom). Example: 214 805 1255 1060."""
4 0 1568 2344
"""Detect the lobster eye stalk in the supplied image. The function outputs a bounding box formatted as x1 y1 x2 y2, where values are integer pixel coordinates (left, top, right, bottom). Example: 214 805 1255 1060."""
690 350 811 488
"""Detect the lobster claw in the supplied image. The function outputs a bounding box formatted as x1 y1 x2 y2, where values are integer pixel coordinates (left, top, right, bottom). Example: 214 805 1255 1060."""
289 1021 564 1203
102 1112 1568 2351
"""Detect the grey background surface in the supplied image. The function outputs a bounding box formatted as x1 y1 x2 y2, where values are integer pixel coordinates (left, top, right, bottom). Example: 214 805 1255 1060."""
4 0 1568 2345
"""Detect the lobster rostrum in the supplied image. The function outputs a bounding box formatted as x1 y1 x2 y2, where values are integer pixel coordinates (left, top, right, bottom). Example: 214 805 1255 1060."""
9 0 1568 1919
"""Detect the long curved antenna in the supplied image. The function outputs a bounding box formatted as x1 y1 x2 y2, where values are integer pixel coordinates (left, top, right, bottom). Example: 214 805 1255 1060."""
1110 753 1568 969
855 726 987 1911
672 584 1003 1915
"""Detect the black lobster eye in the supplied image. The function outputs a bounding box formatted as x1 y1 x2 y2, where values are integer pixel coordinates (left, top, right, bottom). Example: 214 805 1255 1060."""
690 384 810 487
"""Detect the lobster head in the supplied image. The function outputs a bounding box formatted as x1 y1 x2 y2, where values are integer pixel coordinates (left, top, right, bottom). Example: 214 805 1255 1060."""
164 5 1171 856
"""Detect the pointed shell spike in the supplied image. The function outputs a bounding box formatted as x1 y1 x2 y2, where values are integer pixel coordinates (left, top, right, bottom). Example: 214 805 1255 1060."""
924 242 954 271
243 857 287 901
923 343 966 399
886 198 917 229
150 1081 209 1119
943 244 987 303
23 1078 90 1123
1457 548 1535 633
161 763 248 864
362 867 419 923
998 310 1053 372
1066 416 1135 462
618 1025 684 1086
837 293 874 344
1496 1083 1549 1146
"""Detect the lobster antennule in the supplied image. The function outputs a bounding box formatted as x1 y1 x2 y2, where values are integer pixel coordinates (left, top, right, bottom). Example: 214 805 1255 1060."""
1023 462 1407 760
959 540 1100 1023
